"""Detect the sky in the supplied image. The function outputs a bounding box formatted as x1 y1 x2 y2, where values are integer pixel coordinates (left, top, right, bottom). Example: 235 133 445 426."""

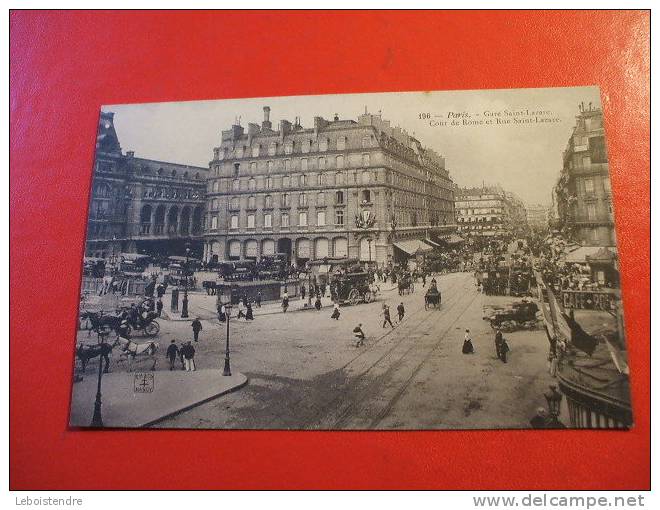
103 86 603 206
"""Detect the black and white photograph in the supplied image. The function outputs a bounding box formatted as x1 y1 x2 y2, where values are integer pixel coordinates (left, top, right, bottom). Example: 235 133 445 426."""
70 87 631 430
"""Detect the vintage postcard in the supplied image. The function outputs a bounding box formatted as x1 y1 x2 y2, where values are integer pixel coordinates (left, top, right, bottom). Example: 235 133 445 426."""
70 87 631 430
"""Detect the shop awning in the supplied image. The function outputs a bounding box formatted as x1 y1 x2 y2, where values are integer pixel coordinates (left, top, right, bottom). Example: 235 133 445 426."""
393 239 434 256
444 234 465 244
564 246 608 263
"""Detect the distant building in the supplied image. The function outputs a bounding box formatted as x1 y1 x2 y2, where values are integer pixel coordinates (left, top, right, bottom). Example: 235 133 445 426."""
203 107 456 266
455 185 527 239
553 103 615 247
526 203 551 229
85 112 208 259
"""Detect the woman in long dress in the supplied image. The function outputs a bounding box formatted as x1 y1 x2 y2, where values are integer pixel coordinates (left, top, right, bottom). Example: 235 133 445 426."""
462 329 475 354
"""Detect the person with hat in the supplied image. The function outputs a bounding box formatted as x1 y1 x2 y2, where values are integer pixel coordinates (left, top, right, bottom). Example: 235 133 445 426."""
462 329 475 354
191 317 203 342
165 340 179 371
353 323 366 347
494 328 504 360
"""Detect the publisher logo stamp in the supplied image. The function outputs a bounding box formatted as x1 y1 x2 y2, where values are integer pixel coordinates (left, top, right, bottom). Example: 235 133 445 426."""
133 373 154 393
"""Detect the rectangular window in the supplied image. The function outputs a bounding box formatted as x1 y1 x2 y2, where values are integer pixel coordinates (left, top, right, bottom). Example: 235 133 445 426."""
584 178 595 193
281 213 289 228
336 155 344 168
283 175 290 187
284 159 291 171
299 193 307 207
251 145 260 157
282 193 289 207
319 138 328 152
301 158 308 171
335 209 344 225
299 211 308 226
230 215 239 229
267 160 274 173
285 142 293 155
247 214 255 229
318 157 326 170
211 216 218 230
603 178 611 192
337 137 346 150
317 211 326 226
250 162 257 173
264 213 272 228
587 203 596 220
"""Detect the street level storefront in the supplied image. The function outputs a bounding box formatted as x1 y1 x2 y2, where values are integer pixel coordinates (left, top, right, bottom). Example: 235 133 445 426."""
393 239 434 268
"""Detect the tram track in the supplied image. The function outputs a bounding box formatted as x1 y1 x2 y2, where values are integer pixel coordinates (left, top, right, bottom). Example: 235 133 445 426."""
302 274 479 429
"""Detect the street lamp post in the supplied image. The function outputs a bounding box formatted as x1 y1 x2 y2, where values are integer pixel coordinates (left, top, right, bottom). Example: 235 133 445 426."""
544 384 566 428
90 330 108 427
181 243 191 318
223 303 232 376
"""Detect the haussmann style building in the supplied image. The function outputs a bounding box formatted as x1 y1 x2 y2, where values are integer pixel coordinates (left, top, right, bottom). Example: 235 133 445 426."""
202 107 456 267
553 103 615 248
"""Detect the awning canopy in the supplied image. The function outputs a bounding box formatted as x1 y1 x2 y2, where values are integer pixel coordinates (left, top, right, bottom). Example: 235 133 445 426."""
393 239 434 256
586 247 617 263
424 238 442 248
444 234 464 244
564 246 607 263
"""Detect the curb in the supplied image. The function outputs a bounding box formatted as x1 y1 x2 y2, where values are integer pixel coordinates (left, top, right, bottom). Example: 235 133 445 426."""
140 374 249 428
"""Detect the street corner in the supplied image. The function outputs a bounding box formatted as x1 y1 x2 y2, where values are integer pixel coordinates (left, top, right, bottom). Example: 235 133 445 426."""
69 369 248 429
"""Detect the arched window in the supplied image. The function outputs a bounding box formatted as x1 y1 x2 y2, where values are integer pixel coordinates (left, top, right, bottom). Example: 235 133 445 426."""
361 190 371 203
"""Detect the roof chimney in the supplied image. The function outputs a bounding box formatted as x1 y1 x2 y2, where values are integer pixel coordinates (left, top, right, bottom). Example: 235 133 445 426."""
262 106 272 130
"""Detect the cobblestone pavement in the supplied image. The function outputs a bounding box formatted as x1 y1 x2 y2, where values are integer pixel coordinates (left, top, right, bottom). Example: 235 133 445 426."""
77 272 555 429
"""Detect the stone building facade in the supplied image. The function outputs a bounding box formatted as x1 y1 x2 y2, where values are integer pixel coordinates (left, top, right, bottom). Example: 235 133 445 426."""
455 185 527 238
203 107 456 266
553 103 615 247
525 203 551 229
85 112 208 259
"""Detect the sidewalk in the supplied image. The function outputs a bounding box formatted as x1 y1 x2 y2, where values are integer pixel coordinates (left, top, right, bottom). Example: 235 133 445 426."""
165 281 400 322
70 369 247 428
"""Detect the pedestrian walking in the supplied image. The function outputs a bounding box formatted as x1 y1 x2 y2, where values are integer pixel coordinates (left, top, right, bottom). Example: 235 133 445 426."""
494 328 503 359
499 337 510 363
246 302 254 320
397 302 405 322
314 295 322 311
422 273 427 287
156 298 163 317
256 291 262 308
282 293 289 313
381 304 395 329
182 341 196 371
300 284 306 301
462 329 475 354
191 318 203 342
330 302 340 320
166 340 179 371
242 294 249 308
237 301 246 319
353 323 366 347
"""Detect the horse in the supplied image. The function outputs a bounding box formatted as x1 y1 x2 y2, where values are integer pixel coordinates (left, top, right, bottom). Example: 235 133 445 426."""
114 336 160 372
75 339 117 374
79 310 123 336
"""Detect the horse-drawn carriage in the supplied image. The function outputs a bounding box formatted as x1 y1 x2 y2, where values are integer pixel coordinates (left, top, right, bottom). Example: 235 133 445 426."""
330 269 375 306
397 273 415 295
424 284 442 310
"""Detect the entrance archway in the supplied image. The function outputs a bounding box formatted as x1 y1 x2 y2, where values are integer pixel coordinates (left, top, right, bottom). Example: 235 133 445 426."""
277 238 292 265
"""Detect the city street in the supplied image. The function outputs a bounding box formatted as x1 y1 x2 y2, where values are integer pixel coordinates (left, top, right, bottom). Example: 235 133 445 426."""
91 271 557 430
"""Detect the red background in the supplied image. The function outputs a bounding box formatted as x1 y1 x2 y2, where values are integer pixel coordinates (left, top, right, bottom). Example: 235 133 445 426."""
10 10 650 490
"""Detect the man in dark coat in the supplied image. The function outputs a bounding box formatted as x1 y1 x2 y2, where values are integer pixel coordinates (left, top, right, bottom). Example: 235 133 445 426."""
166 340 179 370
191 318 203 342
245 302 254 320
397 302 405 322
156 298 163 317
381 304 395 329
494 328 503 359
255 291 262 308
